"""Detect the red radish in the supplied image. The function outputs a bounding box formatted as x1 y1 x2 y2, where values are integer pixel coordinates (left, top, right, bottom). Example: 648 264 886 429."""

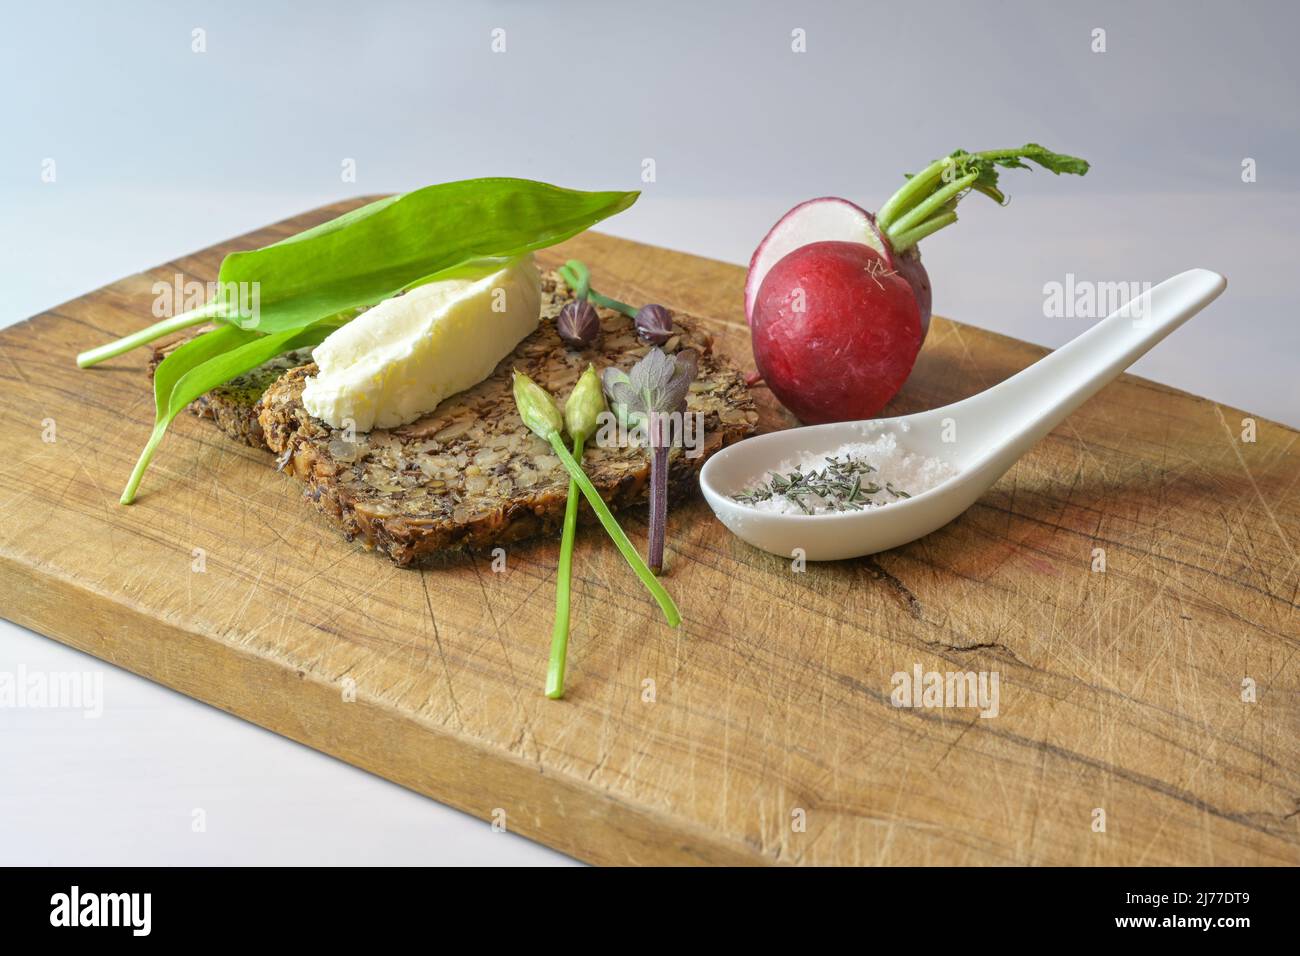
744 198 888 323
744 144 1090 421
893 246 931 338
745 198 940 341
751 241 921 424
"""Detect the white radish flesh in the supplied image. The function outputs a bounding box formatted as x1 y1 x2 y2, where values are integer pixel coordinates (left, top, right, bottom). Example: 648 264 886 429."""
744 197 887 325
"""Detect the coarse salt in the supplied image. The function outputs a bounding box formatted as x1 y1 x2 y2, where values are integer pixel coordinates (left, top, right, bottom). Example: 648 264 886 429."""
732 431 955 515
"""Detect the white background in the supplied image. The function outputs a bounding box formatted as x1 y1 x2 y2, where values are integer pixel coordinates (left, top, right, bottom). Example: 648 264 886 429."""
2 0 1296 865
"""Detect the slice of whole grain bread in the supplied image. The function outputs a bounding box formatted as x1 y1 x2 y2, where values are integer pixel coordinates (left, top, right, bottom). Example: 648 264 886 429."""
258 273 757 566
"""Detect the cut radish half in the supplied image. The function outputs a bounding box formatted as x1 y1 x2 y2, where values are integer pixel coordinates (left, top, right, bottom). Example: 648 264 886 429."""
744 197 890 325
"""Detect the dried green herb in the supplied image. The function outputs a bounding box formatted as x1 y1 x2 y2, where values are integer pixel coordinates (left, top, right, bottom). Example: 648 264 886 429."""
732 455 912 513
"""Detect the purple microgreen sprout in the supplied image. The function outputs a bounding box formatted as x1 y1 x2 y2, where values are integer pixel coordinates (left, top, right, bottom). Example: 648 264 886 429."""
634 304 674 345
555 258 600 348
556 262 678 346
602 347 699 574
556 300 599 348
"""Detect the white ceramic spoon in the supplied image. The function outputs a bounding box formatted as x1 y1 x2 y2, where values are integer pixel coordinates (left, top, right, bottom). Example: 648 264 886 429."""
700 268 1226 561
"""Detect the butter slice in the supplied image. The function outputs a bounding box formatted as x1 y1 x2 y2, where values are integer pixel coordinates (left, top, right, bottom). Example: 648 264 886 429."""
302 256 542 431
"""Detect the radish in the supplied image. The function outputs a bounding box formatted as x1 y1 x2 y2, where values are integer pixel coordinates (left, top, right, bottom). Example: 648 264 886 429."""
744 197 888 322
752 241 921 424
746 202 934 339
747 144 1089 422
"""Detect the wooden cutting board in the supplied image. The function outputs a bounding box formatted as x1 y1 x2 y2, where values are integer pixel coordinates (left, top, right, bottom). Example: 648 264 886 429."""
2 198 1297 866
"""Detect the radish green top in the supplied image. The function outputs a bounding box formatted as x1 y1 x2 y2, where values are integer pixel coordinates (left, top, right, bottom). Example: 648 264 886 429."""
875 144 1089 253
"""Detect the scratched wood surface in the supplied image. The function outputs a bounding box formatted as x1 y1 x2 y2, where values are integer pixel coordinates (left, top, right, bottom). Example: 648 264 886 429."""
1 198 1297 866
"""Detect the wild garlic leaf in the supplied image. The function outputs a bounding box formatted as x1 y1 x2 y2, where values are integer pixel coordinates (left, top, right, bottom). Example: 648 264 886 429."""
149 324 260 426
121 319 344 503
165 322 342 426
109 177 640 504
218 178 639 334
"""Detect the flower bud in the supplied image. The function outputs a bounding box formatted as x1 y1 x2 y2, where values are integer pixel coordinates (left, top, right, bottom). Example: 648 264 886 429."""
564 364 607 443
511 369 563 439
556 300 599 348
634 304 674 345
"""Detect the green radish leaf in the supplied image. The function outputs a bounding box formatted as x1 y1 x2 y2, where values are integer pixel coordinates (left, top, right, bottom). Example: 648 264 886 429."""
884 144 1089 250
216 178 639 333
987 144 1090 176
120 320 342 503
949 144 1090 204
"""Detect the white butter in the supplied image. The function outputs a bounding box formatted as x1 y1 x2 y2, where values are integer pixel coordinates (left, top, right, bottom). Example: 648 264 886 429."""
302 256 542 431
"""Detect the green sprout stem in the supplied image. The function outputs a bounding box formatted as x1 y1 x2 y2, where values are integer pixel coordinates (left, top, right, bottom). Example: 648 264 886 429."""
586 289 637 318
563 259 590 300
559 261 637 319
120 421 168 504
885 172 977 238
547 432 681 628
875 156 951 234
76 302 223 368
890 211 958 254
547 434 585 699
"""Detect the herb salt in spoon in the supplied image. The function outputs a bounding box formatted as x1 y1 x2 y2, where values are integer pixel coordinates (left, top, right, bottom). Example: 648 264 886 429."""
701 268 1227 560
